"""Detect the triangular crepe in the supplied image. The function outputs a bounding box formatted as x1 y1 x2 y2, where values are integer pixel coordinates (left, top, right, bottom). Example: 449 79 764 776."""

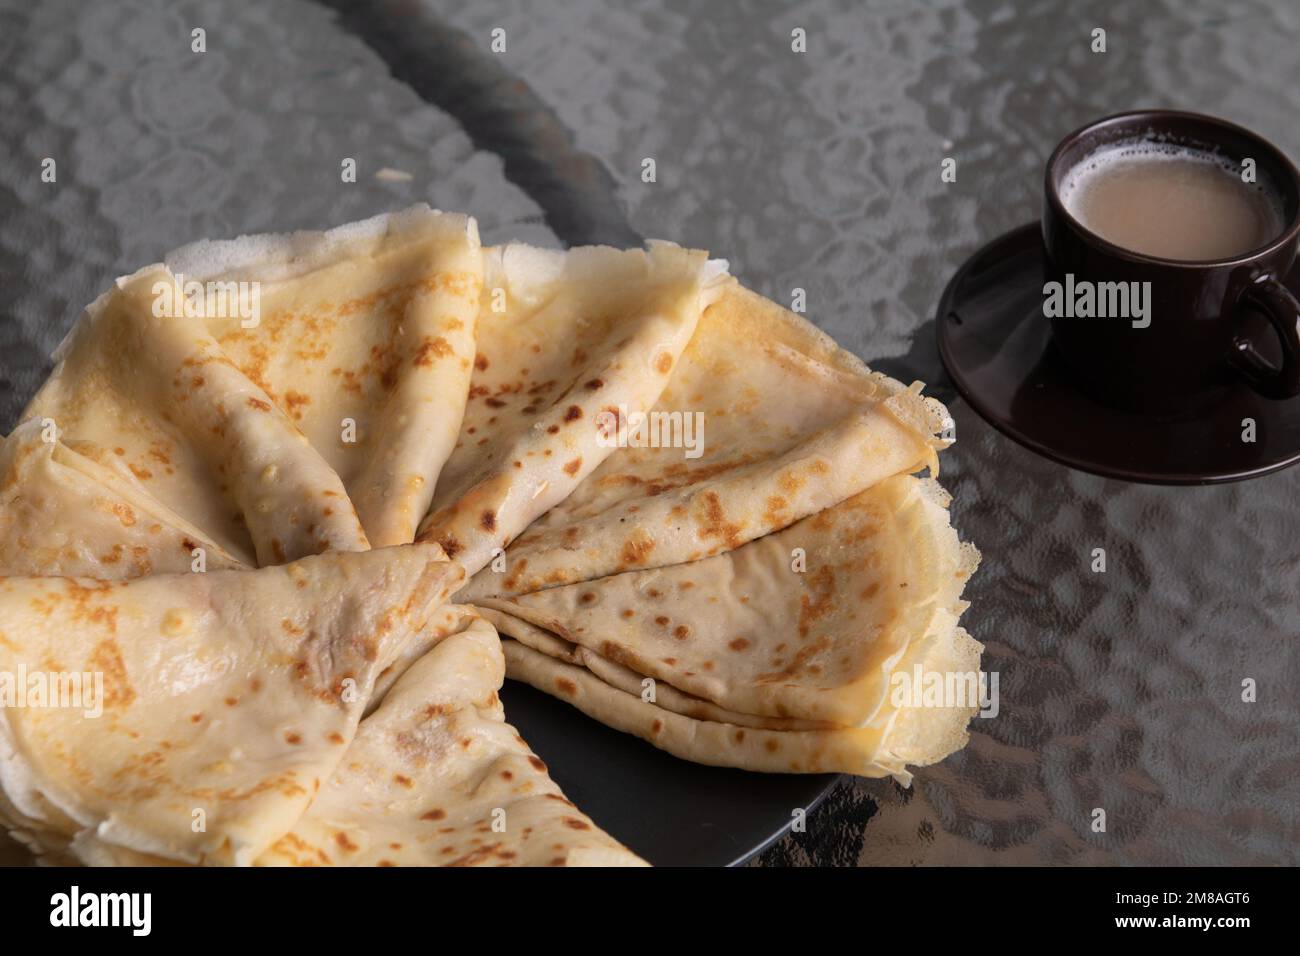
0 419 245 578
461 283 951 600
22 268 369 565
0 542 463 865
416 242 729 577
166 206 483 548
476 476 981 780
260 609 645 866
502 619 982 783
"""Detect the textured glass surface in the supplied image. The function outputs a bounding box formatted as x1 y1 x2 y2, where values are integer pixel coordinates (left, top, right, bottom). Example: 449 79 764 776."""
1 0 1297 865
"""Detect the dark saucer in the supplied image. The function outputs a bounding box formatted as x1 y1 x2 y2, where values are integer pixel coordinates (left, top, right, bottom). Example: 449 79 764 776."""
936 223 1300 484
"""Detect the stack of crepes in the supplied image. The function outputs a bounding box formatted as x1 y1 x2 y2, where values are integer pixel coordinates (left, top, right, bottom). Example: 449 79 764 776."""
0 205 978 867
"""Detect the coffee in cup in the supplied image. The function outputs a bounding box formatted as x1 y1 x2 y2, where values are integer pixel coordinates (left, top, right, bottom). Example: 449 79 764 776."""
1042 110 1300 409
1059 142 1285 262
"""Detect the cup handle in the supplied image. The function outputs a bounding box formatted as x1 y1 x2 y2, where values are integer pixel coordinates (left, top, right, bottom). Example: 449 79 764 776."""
1232 274 1300 399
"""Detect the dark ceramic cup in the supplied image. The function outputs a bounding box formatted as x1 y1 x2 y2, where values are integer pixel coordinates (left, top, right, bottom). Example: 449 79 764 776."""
1043 109 1300 411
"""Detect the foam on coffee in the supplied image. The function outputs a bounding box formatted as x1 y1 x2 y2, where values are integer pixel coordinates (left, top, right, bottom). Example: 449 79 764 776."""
1060 140 1286 261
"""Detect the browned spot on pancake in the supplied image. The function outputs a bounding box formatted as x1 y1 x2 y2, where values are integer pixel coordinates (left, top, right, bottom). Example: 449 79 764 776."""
328 732 345 745
673 625 690 640
765 739 780 753
647 588 661 598
485 397 506 408
528 755 547 772
696 490 743 549
655 353 673 374
271 539 286 564
421 809 447 821
661 657 677 665
810 510 835 531
414 336 454 367
729 637 751 651
394 774 414 788
480 510 496 532
334 832 359 852
651 719 663 734
546 424 560 434
654 616 669 627
764 495 788 526
563 818 591 830
564 404 582 422
285 731 302 745
441 536 462 559
619 531 654 568
278 390 310 421
190 713 203 723
563 457 582 476
475 353 490 370
88 638 134 708
128 464 152 481
621 608 635 619
447 842 506 868
584 378 604 390
579 592 596 605
798 565 836 638
860 580 880 600
734 730 746 743
779 470 806 495
246 396 272 412
555 677 578 696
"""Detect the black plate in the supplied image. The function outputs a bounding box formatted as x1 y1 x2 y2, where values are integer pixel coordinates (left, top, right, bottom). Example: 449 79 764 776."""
937 224 1300 484
499 680 838 866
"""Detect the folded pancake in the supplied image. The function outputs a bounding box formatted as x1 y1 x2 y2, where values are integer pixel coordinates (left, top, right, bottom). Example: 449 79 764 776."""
0 542 463 865
476 476 980 780
461 283 951 600
166 206 483 548
0 419 245 578
417 242 729 577
260 610 646 867
22 268 369 565
502 620 981 783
